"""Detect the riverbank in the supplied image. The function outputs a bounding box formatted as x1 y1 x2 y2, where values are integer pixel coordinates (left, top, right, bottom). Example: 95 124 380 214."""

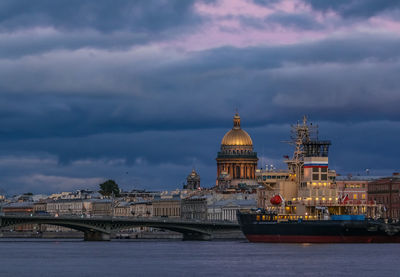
0 230 245 240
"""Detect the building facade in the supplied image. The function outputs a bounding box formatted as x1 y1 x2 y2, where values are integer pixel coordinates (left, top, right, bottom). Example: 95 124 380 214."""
152 196 181 218
1 202 35 231
207 199 257 222
181 196 207 220
131 201 153 217
336 179 369 203
46 199 111 217
368 174 400 220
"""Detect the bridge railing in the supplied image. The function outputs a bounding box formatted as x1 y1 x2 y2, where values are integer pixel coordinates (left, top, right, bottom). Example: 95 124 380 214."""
0 214 239 225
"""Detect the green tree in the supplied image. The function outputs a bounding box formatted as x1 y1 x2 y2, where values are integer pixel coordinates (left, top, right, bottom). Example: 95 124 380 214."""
99 179 120 197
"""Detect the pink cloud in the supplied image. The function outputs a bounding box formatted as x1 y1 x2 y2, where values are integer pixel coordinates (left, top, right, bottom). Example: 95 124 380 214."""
158 0 400 51
162 0 332 50
195 0 274 18
368 17 400 34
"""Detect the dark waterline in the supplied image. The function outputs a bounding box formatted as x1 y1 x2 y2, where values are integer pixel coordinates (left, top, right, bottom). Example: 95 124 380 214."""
0 239 399 277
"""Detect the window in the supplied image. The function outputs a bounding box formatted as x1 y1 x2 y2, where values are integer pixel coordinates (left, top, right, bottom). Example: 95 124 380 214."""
353 194 357 200
313 167 319 173
235 166 240 178
312 174 319 180
321 174 327 181
362 194 366 200
321 167 328 173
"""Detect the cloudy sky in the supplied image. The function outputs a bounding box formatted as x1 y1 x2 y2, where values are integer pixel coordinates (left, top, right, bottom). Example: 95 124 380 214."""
0 0 399 195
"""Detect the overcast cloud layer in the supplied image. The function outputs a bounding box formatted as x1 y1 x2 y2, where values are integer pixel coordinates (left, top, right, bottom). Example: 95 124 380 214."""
0 0 399 195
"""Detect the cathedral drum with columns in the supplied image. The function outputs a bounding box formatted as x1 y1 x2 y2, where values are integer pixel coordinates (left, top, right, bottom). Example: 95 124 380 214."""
216 113 258 188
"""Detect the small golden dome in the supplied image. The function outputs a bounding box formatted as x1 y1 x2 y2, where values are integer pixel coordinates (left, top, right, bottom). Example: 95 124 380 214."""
221 113 253 146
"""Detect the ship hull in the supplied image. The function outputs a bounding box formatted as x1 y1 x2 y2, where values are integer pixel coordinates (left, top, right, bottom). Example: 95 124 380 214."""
238 213 400 243
245 234 400 243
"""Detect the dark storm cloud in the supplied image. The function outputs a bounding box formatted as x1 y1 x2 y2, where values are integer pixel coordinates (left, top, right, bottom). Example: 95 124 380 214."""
265 12 323 30
0 0 203 58
193 34 400 68
0 30 149 59
1 34 400 143
0 0 200 33
239 12 323 31
0 128 222 194
304 0 400 18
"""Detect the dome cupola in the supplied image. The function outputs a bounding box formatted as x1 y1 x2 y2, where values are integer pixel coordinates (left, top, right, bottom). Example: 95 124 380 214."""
221 113 253 146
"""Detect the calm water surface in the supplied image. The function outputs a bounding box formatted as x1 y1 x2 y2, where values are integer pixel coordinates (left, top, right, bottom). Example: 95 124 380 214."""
0 239 399 277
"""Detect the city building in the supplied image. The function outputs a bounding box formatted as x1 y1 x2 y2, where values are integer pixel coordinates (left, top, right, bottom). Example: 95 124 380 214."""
130 200 153 218
114 202 131 217
46 199 111 217
152 195 181 218
207 199 256 222
119 189 158 202
1 202 35 231
183 169 201 190
336 178 369 203
216 113 258 189
2 202 34 215
33 201 47 214
368 173 400 219
181 196 207 220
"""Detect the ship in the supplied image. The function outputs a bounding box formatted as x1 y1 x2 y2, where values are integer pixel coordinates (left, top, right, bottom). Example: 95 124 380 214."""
238 116 400 243
237 211 400 243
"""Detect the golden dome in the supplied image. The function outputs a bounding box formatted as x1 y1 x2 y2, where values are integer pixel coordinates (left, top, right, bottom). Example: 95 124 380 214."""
221 113 253 146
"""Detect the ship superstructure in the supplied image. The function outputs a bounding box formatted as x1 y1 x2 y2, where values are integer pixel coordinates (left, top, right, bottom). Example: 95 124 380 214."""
257 116 379 219
239 117 400 243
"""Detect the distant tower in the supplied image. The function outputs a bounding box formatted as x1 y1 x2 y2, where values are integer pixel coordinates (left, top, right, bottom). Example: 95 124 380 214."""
184 169 201 190
216 113 258 188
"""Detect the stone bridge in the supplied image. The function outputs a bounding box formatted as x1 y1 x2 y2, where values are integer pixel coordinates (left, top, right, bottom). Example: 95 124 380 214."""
0 215 240 241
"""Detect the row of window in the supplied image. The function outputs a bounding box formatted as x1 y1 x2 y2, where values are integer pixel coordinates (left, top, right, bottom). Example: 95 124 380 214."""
312 167 328 173
312 174 328 181
343 184 366 188
154 207 180 216
372 196 400 204
259 175 289 180
223 150 252 154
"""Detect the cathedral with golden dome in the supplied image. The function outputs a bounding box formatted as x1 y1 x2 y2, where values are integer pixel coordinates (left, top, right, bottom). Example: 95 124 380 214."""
216 113 258 188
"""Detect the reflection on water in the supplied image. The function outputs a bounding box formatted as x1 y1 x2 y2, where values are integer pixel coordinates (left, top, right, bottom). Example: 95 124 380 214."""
0 239 399 277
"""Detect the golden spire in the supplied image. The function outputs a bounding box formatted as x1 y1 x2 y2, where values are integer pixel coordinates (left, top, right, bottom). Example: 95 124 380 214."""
233 113 241 129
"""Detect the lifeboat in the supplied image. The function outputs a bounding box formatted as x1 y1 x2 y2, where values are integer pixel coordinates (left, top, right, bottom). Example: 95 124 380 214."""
270 194 282 205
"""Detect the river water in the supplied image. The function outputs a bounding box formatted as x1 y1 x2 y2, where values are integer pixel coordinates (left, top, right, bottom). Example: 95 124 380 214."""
0 239 399 277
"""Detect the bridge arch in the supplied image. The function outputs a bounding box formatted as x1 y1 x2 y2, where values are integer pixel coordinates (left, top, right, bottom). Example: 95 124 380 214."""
0 215 239 241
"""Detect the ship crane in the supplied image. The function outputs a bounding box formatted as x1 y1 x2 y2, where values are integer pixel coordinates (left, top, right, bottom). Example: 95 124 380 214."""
282 115 318 187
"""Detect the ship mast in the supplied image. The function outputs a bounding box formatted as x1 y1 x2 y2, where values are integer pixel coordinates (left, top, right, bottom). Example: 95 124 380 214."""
284 115 317 186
